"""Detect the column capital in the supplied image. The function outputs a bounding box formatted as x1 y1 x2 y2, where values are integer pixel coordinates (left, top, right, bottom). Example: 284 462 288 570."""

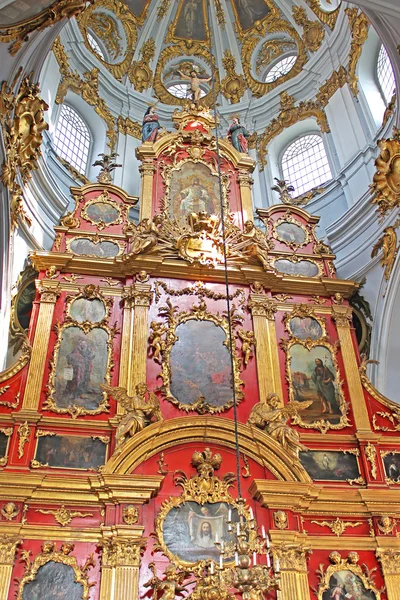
139 162 156 176
271 542 311 572
377 549 400 575
248 295 277 320
36 280 61 304
331 304 353 328
0 534 21 565
99 535 146 568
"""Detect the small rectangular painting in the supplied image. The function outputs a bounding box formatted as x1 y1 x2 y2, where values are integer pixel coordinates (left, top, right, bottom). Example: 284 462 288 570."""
289 344 343 424
35 435 107 470
274 258 319 277
22 561 84 600
382 452 400 482
0 431 9 458
322 570 377 600
54 326 108 411
0 0 54 26
168 162 221 219
232 0 271 31
69 238 120 257
300 450 360 481
174 0 207 41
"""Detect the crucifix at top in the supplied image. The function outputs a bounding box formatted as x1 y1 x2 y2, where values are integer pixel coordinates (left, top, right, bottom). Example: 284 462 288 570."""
178 66 212 105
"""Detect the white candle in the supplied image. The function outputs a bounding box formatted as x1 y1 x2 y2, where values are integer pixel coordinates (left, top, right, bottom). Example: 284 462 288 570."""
220 555 223 569
266 553 271 567
215 532 219 543
261 525 266 539
235 551 239 566
221 540 225 551
228 508 232 521
266 535 270 549
253 552 257 565
249 507 254 520
237 523 240 535
275 559 280 573
210 562 214 575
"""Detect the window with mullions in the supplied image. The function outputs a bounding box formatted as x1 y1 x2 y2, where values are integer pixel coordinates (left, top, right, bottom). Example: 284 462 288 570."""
87 32 105 61
264 55 297 83
281 134 332 196
53 104 91 174
167 83 206 100
377 45 395 104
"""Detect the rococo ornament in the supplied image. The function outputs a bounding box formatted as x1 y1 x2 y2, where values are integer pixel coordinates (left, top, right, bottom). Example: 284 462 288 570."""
16 541 95 600
345 8 369 98
371 130 400 218
129 39 156 92
36 505 93 527
305 0 341 30
314 551 381 600
1 502 20 521
310 517 362 537
220 50 246 105
292 6 325 52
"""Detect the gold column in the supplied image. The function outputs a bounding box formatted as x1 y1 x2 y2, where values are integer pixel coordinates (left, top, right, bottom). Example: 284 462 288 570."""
99 533 145 600
248 295 283 402
0 534 20 600
130 283 152 394
377 549 400 600
272 543 310 600
238 171 254 223
332 305 371 432
119 286 135 391
139 161 156 221
22 280 60 412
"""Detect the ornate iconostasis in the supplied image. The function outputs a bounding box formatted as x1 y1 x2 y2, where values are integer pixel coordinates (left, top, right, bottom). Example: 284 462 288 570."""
1 104 400 600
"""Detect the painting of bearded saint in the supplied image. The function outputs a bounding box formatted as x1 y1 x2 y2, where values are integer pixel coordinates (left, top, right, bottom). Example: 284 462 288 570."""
233 0 272 31
163 502 241 563
289 345 342 424
54 326 108 411
169 162 220 219
22 562 84 600
322 571 376 600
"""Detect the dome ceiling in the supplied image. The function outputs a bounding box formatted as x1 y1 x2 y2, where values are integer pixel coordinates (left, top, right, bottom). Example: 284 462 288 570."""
74 0 343 107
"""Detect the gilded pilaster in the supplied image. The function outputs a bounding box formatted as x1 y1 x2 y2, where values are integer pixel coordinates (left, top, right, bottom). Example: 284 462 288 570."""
238 171 254 223
332 305 371 432
139 161 156 221
0 534 21 600
131 284 152 393
248 295 283 402
99 533 146 600
271 543 311 600
22 280 61 412
377 549 400 600
119 286 135 392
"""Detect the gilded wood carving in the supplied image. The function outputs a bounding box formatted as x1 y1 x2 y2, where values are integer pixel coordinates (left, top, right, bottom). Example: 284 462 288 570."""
314 551 381 600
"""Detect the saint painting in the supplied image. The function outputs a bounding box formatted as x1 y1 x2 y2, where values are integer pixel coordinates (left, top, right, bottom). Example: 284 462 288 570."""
289 344 343 424
69 238 120 257
383 452 400 482
53 326 108 411
274 258 319 277
289 317 322 341
300 451 360 481
174 0 207 41
162 501 240 564
275 221 307 246
35 434 107 470
168 162 220 218
232 0 272 31
22 562 84 600
69 297 106 323
322 571 376 600
0 0 54 26
84 201 120 225
169 320 233 409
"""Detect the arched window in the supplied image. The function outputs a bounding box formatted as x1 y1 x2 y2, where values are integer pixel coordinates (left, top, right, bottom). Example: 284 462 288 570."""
53 104 91 174
281 134 332 196
377 45 395 104
87 32 105 61
167 82 206 100
264 55 297 83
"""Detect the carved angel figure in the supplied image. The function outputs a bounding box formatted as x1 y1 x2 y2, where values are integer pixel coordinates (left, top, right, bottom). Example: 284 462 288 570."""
227 220 271 270
102 383 162 452
144 562 190 600
371 225 399 281
248 393 310 457
238 329 256 366
129 215 163 257
149 321 168 363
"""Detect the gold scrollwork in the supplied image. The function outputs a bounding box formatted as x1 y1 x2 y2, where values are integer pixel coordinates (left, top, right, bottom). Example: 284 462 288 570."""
365 442 377 480
154 448 257 567
346 8 369 98
36 505 93 527
282 337 350 434
272 212 311 250
221 50 246 104
314 551 381 600
154 280 245 306
77 0 138 81
310 517 363 537
0 427 13 467
17 421 30 459
16 541 95 600
128 39 155 92
359 358 400 433
80 191 123 230
117 115 142 139
371 130 400 218
292 6 325 52
283 304 327 341
305 0 341 30
0 0 93 56
153 299 244 414
43 319 117 418
257 91 329 170
317 66 348 106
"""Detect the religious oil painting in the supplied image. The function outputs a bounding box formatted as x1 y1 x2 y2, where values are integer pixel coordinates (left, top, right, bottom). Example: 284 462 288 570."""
84 200 120 226
125 0 150 17
289 344 342 424
22 561 84 600
300 451 360 481
322 571 376 600
275 221 307 246
35 434 107 470
53 326 108 411
382 452 400 483
170 320 233 408
0 0 54 26
274 258 319 277
168 162 221 218
232 0 272 31
174 0 207 41
69 297 106 323
0 431 9 459
289 316 322 341
162 501 240 564
69 237 120 258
